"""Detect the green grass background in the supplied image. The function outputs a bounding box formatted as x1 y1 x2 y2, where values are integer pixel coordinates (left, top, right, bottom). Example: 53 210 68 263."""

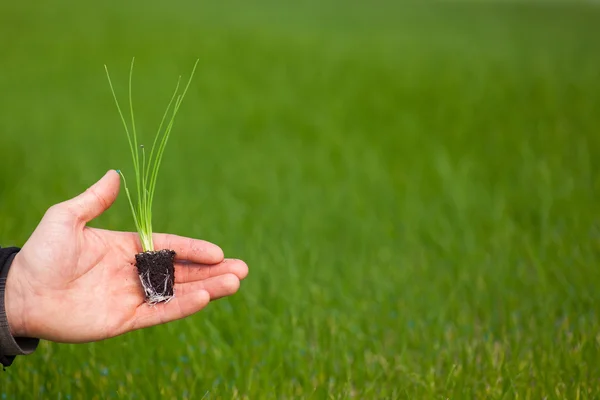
1 0 600 398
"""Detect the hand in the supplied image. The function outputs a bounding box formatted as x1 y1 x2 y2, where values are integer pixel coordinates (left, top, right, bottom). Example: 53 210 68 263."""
5 170 248 343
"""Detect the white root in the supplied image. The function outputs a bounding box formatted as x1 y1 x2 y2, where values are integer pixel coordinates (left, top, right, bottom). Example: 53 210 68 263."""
139 269 175 306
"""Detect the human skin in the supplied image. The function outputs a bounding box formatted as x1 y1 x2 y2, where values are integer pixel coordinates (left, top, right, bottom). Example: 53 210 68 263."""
4 170 248 343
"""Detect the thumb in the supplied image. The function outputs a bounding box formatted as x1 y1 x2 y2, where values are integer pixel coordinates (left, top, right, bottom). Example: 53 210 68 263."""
65 170 121 223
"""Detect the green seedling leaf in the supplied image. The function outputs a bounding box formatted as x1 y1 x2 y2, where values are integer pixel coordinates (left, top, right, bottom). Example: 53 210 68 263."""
104 57 199 252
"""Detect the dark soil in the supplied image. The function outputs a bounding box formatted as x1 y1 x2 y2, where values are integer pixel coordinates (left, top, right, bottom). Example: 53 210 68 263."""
135 249 176 302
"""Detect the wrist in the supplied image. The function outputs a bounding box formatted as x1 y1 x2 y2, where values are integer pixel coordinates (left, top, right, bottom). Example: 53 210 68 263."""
4 253 29 338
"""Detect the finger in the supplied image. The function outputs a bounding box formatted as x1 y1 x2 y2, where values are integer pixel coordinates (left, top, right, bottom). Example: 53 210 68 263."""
62 170 121 223
174 259 248 284
129 290 210 331
175 273 241 301
152 234 224 265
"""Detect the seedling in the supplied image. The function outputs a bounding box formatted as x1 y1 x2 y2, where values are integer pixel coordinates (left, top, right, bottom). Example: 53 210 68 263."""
104 58 199 305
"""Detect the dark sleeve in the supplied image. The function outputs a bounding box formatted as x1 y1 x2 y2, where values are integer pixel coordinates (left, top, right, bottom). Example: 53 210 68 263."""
0 246 40 368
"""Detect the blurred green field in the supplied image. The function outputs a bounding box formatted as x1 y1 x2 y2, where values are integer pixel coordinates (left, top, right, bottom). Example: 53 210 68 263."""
2 0 600 398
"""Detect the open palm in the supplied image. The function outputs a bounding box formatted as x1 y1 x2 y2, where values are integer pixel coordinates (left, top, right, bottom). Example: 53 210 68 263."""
6 170 247 343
